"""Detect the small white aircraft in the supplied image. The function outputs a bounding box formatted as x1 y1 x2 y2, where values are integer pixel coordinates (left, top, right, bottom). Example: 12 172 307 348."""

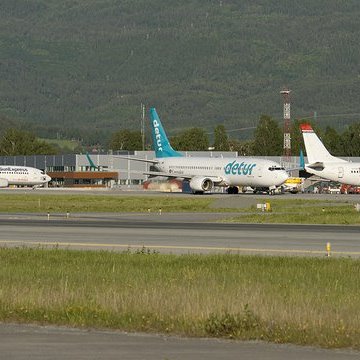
0 165 51 188
122 108 288 194
301 123 360 185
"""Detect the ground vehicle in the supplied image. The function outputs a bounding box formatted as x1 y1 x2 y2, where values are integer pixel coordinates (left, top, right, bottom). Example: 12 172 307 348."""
340 184 360 194
304 181 341 194
283 177 304 193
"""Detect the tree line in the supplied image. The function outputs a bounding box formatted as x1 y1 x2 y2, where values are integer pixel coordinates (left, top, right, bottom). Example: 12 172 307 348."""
109 116 360 158
2 116 360 157
0 128 57 156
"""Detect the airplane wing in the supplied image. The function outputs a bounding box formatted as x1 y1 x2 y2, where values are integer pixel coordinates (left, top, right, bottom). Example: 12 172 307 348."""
285 150 305 172
285 165 304 172
144 170 224 184
144 170 193 179
114 156 159 164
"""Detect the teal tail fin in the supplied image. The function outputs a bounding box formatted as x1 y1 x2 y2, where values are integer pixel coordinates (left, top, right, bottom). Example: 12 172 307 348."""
299 149 305 170
149 108 183 158
86 153 98 170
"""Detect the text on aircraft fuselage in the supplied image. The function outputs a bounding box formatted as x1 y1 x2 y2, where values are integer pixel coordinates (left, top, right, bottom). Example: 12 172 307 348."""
225 161 256 176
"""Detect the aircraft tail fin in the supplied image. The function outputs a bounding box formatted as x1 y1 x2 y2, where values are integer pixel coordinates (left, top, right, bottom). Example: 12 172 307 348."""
149 108 183 158
299 149 305 170
86 153 98 170
300 124 342 164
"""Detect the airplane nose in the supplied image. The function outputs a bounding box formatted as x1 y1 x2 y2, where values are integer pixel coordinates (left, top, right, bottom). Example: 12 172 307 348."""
42 175 51 182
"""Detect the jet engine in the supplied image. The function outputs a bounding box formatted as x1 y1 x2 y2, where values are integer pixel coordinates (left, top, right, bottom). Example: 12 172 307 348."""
0 178 9 188
189 176 214 192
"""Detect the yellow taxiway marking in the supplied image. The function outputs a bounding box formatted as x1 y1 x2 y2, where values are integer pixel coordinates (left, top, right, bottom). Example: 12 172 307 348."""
0 240 360 256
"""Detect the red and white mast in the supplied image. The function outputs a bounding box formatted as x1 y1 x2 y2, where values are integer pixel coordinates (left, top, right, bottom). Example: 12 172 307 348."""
280 88 291 166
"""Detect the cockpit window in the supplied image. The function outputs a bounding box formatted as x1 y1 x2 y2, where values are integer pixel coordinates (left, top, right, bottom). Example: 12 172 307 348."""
268 166 286 171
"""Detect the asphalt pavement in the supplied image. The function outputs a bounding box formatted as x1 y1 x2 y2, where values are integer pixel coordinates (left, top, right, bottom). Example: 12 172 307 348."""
0 323 359 360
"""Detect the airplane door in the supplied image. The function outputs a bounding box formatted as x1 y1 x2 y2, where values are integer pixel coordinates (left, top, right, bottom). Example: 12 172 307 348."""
338 167 344 178
257 166 262 177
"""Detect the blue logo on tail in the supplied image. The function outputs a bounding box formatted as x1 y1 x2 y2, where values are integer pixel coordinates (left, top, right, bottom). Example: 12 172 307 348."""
152 118 164 152
149 108 182 158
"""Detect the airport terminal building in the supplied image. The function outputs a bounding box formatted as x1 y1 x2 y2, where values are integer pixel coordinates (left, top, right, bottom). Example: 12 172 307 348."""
2 151 353 190
0 151 239 188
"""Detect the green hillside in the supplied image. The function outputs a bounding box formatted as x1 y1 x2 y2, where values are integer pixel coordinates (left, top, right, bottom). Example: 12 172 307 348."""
1 0 360 145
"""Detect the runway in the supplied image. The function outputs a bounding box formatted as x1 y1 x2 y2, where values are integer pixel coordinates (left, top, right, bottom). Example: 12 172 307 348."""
1 213 360 359
0 213 360 257
0 323 359 360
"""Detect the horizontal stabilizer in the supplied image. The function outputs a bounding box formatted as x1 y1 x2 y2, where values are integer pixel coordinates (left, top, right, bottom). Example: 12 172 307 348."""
307 162 325 170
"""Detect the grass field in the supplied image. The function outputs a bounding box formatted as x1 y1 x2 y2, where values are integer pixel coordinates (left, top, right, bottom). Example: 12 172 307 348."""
41 138 79 151
0 194 360 225
1 195 360 348
0 247 359 349
0 194 217 213
225 198 360 225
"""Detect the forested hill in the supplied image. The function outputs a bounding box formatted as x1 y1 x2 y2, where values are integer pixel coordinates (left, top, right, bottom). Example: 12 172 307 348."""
1 0 360 145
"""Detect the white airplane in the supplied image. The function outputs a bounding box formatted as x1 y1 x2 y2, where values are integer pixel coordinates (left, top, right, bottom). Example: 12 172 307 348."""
301 123 360 185
123 108 288 194
0 165 51 188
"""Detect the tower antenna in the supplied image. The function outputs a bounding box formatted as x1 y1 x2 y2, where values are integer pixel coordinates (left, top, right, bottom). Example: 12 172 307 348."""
141 103 145 151
280 88 291 166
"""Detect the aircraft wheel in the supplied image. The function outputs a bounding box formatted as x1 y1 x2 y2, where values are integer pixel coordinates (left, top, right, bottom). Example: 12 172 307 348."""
227 186 239 194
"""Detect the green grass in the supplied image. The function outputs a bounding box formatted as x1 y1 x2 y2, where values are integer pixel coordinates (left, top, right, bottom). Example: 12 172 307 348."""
0 247 359 349
1 194 360 224
225 198 360 225
0 194 220 213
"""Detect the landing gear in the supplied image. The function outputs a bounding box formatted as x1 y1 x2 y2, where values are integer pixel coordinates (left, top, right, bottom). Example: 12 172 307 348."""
268 186 277 196
253 187 275 195
227 186 239 194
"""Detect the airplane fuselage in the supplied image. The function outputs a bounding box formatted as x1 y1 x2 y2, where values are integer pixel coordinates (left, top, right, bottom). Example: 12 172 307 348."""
157 157 288 188
129 107 290 194
306 162 360 186
0 166 51 187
